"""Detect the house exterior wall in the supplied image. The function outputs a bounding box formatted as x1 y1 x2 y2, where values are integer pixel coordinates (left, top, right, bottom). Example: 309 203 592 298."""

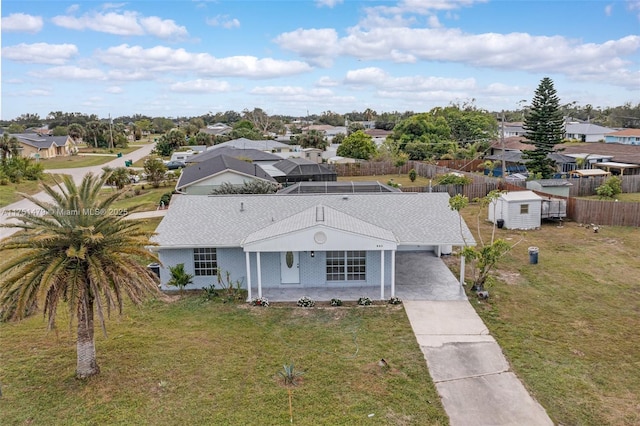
605 135 640 145
158 247 396 290
183 172 265 195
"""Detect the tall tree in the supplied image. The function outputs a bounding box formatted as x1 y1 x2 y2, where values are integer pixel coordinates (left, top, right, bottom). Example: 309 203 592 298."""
0 173 161 379
337 130 376 160
522 77 565 178
296 129 328 149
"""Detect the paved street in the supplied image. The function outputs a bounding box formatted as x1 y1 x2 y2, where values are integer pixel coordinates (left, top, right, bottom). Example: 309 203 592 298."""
0 143 156 240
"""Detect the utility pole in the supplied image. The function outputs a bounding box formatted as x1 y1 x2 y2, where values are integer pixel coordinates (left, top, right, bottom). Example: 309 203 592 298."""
109 113 114 150
500 111 506 178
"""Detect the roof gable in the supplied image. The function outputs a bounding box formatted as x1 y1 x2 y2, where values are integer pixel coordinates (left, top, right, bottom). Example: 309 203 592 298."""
176 155 275 190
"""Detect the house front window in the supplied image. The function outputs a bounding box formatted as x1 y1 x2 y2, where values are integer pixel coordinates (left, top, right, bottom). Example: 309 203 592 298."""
520 204 529 214
326 250 366 281
194 248 217 276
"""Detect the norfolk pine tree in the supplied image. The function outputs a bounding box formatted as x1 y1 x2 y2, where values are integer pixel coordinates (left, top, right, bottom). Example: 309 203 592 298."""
522 77 565 178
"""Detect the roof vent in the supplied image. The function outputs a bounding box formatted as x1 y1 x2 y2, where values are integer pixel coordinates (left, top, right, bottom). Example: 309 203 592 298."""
342 195 349 200
240 202 245 212
316 206 324 222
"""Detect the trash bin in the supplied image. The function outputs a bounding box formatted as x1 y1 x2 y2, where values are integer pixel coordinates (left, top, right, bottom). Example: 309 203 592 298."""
496 219 505 229
528 247 539 264
125 160 132 167
117 152 123 158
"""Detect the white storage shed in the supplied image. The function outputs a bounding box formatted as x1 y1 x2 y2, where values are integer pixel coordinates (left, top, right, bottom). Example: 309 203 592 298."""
488 191 542 230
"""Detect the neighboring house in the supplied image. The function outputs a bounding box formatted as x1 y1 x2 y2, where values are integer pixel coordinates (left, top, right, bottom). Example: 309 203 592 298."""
213 137 293 153
175 155 276 195
502 122 526 138
564 122 615 143
152 192 475 299
199 123 233 137
187 146 281 165
488 191 542 230
302 148 323 164
278 181 401 194
273 157 337 185
526 180 572 198
558 142 640 166
604 129 640 145
14 133 74 159
365 128 392 146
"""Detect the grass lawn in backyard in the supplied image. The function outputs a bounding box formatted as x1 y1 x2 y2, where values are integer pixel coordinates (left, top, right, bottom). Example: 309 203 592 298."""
338 173 432 188
0 174 61 208
77 146 139 155
0 298 447 425
105 185 176 213
449 204 640 426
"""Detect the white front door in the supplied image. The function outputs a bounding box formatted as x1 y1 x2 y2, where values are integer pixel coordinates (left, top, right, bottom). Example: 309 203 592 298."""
280 251 300 284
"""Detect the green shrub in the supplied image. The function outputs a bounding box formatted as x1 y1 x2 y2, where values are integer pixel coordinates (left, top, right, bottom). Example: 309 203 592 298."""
596 176 622 199
330 298 342 307
408 168 417 182
297 296 315 307
358 296 372 306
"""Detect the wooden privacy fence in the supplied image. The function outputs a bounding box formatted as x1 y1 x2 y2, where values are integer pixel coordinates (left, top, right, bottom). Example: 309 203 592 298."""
331 160 491 183
567 198 640 227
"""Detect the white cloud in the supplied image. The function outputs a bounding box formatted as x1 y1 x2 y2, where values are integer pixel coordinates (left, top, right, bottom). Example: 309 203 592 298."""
170 79 233 93
1 13 44 33
106 86 124 94
51 11 188 39
273 28 340 67
1 43 78 65
27 89 52 96
140 16 189 39
628 0 640 19
316 76 339 87
98 44 313 78
206 15 241 29
604 4 613 16
344 67 476 91
316 0 343 8
30 66 106 80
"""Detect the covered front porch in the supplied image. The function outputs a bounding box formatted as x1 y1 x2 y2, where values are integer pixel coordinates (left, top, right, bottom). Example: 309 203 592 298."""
252 252 466 302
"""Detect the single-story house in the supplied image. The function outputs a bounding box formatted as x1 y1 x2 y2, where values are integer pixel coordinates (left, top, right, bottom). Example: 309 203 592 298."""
175 155 276 195
564 122 615 143
604 129 640 145
152 193 475 300
488 191 542 230
187 146 282 165
273 157 337 185
213 137 293 153
526 179 572 198
14 134 74 159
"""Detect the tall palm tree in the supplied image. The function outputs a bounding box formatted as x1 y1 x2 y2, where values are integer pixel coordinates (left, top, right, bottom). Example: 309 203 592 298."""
0 173 162 378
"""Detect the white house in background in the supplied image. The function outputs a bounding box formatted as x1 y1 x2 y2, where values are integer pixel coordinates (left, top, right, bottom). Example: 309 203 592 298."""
152 193 475 300
564 122 615 143
488 191 542 230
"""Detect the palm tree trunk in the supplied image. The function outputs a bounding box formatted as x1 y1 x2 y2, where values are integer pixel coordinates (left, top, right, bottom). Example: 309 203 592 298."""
76 295 100 378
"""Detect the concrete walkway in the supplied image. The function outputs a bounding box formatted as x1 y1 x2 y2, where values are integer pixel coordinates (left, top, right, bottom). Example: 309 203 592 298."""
404 300 553 425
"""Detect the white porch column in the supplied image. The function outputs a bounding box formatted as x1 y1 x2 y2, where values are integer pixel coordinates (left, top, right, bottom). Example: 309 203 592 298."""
256 251 263 298
245 251 252 301
390 250 396 298
459 254 466 286
380 250 385 300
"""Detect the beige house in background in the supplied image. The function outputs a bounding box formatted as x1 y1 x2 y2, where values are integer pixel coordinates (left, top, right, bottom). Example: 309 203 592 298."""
14 134 75 159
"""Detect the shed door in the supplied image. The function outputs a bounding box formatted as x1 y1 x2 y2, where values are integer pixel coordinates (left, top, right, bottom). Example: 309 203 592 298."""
280 251 300 284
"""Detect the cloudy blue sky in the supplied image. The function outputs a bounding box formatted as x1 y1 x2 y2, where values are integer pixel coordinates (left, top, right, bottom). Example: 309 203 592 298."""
1 0 639 121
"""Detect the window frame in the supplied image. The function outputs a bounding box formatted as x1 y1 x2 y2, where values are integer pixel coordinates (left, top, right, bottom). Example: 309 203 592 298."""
326 250 366 282
520 203 529 215
193 247 217 276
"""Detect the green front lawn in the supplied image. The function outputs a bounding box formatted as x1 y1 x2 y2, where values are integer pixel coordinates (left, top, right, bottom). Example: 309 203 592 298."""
39 155 116 169
0 174 61 208
0 299 447 425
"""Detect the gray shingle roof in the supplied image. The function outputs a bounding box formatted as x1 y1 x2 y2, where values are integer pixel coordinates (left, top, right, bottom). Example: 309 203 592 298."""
214 137 290 151
153 193 475 248
273 157 336 176
187 146 281 163
14 133 69 149
175 155 275 190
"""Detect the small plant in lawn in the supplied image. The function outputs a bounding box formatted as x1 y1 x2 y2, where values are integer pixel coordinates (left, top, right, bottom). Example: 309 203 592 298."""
388 296 402 305
330 298 342 307
250 297 269 307
408 168 417 182
279 363 304 386
297 296 315 307
358 296 372 306
167 263 193 294
201 283 218 301
215 269 246 302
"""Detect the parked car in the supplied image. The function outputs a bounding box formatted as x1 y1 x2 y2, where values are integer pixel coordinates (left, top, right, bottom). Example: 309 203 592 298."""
165 161 186 170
